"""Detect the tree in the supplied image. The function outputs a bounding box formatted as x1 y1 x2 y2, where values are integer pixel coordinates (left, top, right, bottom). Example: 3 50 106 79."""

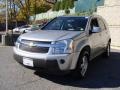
52 1 61 11
65 9 70 14
52 0 74 11
59 0 66 10
0 0 52 23
15 0 51 23
0 0 18 23
0 1 5 22
69 0 74 9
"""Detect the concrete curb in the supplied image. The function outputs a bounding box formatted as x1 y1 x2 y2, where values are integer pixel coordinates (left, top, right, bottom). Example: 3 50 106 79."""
111 45 120 50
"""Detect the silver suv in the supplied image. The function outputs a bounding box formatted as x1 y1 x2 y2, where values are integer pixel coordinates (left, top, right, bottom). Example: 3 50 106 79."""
14 15 111 78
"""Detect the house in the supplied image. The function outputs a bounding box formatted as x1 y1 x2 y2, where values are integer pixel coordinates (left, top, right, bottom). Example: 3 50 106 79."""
30 0 105 21
75 0 105 13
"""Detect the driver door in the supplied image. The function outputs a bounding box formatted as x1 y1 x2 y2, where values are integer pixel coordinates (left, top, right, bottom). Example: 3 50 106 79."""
89 18 103 58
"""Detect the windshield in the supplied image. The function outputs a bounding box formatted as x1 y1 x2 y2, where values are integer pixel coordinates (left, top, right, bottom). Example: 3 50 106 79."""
41 17 88 31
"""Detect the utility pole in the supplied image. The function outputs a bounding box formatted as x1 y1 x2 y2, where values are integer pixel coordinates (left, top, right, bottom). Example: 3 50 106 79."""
5 0 8 34
2 0 8 45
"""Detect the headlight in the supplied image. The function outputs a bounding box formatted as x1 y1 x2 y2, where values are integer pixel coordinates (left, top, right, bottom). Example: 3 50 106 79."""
52 39 74 54
15 37 21 48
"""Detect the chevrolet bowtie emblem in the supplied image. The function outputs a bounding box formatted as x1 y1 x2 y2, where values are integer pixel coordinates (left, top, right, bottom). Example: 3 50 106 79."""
29 42 34 47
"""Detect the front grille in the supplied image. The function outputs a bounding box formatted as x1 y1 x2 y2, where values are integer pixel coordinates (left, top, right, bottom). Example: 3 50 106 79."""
19 40 51 53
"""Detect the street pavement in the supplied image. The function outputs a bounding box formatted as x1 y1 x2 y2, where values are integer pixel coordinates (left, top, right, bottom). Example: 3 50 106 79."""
0 46 120 90
109 27 120 47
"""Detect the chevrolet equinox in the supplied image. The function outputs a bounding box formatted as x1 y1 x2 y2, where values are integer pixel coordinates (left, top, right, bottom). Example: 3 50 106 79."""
14 15 111 78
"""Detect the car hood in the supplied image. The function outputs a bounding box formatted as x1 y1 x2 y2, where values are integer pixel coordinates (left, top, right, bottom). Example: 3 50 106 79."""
20 30 83 42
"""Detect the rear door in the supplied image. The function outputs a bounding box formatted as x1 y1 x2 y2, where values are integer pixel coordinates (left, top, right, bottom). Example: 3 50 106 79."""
98 18 109 49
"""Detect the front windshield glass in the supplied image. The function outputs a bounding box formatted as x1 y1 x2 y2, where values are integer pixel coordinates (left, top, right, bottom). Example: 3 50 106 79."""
41 17 88 31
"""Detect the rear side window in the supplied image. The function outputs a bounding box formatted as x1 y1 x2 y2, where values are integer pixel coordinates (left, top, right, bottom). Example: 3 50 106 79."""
98 18 107 31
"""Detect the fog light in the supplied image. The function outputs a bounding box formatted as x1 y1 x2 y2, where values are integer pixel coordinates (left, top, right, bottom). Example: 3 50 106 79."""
60 59 65 64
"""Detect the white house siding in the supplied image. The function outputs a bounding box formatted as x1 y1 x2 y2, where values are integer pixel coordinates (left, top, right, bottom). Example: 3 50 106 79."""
97 0 120 46
97 0 120 26
30 8 75 21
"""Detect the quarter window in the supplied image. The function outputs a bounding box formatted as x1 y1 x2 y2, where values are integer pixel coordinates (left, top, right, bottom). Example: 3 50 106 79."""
90 18 99 30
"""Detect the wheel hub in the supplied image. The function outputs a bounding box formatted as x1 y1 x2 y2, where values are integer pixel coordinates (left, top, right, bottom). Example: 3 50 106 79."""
80 55 88 76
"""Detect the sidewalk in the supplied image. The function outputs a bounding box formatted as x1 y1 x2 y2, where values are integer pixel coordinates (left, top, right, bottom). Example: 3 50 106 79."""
111 45 120 50
0 43 5 47
109 26 120 48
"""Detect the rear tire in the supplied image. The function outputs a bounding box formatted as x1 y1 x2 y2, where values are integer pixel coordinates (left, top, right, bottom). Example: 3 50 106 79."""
22 30 26 34
75 50 90 78
103 42 111 58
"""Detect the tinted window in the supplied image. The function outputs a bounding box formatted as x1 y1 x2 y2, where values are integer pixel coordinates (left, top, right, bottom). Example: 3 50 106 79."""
90 18 99 29
41 17 88 31
98 18 107 30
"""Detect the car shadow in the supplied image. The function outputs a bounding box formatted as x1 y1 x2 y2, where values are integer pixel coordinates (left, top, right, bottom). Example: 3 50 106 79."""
34 49 120 88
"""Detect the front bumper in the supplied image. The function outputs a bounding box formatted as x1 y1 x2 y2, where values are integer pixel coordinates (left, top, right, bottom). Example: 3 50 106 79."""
13 47 75 71
14 54 60 71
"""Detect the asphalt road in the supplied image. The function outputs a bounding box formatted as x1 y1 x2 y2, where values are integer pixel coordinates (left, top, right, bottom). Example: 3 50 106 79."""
0 46 120 90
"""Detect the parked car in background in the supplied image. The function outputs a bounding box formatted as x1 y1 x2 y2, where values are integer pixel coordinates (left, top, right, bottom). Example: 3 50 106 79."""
13 24 41 33
14 15 111 78
13 25 31 33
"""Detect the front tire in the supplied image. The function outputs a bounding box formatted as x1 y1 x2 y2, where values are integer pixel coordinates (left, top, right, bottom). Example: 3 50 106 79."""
76 50 89 78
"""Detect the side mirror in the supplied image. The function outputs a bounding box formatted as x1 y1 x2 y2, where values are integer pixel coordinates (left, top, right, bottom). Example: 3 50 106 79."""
92 26 101 33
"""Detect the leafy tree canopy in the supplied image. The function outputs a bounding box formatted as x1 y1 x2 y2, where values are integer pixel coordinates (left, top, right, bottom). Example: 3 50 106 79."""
0 0 52 23
52 0 74 11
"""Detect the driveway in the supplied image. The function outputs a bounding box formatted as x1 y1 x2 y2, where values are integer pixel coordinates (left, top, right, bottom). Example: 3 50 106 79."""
109 26 120 47
0 46 120 90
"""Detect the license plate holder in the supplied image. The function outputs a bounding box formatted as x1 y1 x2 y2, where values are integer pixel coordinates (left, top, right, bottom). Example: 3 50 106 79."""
23 57 33 67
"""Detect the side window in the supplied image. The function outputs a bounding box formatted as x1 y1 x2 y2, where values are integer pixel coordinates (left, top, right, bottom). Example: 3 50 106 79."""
90 18 99 31
98 18 107 31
